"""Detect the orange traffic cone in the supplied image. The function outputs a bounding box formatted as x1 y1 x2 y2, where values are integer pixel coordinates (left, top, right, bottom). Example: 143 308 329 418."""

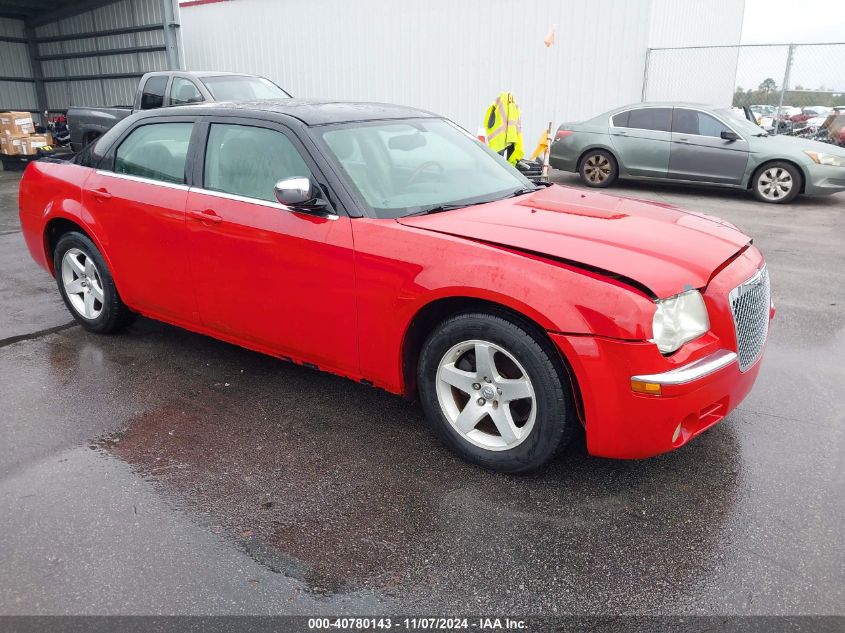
476 127 487 144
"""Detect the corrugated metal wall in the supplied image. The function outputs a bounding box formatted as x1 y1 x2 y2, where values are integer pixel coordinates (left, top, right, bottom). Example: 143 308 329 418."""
179 0 744 136
0 17 37 113
180 0 655 139
37 0 171 111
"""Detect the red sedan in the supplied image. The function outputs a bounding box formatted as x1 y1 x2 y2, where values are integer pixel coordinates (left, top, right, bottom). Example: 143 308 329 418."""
19 100 773 472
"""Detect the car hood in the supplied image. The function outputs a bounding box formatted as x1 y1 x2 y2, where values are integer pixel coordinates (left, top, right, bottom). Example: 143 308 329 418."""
397 185 751 298
751 133 845 156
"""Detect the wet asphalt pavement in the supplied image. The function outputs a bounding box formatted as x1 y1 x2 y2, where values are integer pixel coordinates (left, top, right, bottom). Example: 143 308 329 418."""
0 167 843 616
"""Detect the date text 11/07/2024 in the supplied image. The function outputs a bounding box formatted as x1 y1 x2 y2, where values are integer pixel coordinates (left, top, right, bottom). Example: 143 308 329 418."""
307 617 528 630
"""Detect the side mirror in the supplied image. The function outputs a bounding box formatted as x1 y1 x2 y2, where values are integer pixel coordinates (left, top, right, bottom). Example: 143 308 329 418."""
273 177 329 214
720 130 740 141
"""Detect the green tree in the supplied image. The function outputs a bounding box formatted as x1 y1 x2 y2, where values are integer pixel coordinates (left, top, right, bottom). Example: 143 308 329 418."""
758 78 778 104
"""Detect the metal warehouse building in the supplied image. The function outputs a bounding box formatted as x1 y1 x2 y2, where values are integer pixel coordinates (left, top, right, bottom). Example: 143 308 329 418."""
0 0 180 125
177 0 747 140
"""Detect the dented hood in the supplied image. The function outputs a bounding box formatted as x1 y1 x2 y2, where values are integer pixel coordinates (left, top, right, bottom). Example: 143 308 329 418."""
397 185 750 298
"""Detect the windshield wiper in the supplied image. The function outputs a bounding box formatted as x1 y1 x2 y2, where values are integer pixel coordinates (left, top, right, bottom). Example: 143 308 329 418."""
503 185 543 198
405 185 544 217
404 200 488 217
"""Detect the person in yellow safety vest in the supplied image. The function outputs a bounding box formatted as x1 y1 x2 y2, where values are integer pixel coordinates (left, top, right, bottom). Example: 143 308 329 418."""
484 92 524 165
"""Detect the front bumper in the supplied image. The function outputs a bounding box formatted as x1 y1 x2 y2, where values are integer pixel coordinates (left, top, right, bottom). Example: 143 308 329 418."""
551 246 771 459
803 163 845 196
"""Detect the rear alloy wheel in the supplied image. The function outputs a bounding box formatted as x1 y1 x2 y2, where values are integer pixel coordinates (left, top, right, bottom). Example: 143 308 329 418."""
579 150 617 188
418 312 575 473
753 161 801 203
61 248 105 320
54 231 135 333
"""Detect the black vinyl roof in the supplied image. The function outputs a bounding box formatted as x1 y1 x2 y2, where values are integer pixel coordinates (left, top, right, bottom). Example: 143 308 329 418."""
164 99 438 127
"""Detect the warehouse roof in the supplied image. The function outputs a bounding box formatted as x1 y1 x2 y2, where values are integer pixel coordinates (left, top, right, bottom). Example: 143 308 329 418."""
0 0 118 23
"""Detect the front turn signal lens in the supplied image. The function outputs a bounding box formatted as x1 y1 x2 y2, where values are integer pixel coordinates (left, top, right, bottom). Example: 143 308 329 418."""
631 379 662 396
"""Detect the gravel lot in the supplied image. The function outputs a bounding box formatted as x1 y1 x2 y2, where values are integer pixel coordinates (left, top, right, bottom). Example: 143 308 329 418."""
0 166 842 616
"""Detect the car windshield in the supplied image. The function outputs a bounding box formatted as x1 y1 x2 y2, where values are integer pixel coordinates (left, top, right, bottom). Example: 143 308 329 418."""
318 118 533 218
200 75 290 101
717 108 768 136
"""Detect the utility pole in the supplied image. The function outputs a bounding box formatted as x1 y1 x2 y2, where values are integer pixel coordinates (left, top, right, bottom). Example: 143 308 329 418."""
641 49 652 102
773 44 795 136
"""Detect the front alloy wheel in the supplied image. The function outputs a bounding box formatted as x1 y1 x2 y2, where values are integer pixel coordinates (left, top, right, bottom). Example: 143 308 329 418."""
435 339 536 451
753 161 801 203
418 312 576 473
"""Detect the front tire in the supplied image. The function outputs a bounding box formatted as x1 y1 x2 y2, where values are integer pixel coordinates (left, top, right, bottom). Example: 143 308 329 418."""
418 312 575 473
752 161 801 203
578 149 618 188
53 232 134 333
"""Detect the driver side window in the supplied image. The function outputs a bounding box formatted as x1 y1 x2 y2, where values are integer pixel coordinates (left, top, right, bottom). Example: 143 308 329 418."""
203 123 312 202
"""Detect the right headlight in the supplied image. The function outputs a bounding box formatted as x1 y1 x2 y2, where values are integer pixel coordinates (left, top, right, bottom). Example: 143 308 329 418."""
651 289 710 354
804 150 845 167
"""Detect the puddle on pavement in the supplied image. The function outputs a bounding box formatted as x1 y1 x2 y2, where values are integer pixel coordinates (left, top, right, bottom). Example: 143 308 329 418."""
92 336 744 609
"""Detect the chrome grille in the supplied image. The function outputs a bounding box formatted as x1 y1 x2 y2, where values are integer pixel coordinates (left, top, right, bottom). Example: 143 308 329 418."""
729 266 771 372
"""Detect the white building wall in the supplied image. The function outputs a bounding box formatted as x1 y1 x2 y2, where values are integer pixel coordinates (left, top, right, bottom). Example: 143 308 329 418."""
180 0 654 139
179 0 745 134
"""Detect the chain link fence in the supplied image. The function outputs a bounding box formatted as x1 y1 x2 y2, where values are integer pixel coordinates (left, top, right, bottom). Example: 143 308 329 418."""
642 43 845 145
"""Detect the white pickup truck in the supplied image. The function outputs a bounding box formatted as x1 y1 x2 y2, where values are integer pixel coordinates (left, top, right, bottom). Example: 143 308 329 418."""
67 70 290 152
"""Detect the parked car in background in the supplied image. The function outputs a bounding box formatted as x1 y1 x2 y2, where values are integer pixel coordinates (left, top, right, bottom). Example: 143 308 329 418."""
20 99 772 472
778 106 802 118
802 106 831 117
550 102 845 203
67 71 290 151
751 105 777 116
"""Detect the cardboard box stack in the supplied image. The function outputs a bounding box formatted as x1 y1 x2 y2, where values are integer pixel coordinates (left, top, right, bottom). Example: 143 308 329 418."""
0 111 52 157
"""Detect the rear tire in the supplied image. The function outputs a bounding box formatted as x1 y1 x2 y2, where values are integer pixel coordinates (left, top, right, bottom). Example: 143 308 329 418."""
53 232 135 334
752 161 801 203
417 312 575 473
578 149 618 188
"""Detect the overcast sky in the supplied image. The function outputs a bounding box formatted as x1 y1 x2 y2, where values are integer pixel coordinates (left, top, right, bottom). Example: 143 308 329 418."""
737 0 844 92
741 0 844 44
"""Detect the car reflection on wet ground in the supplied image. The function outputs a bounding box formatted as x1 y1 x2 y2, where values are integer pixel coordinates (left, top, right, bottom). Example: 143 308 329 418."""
0 169 843 615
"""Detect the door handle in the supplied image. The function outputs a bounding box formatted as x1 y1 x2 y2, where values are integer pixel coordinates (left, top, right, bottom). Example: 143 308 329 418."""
188 209 222 224
88 187 112 200
677 138 690 143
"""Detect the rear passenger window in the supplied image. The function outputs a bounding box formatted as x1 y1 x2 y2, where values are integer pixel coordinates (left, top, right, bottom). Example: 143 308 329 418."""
203 124 312 202
626 108 672 132
140 75 168 110
611 111 629 127
114 122 193 184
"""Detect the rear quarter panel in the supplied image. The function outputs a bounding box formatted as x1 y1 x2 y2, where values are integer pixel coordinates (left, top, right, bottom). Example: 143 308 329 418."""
19 161 100 274
549 127 613 173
